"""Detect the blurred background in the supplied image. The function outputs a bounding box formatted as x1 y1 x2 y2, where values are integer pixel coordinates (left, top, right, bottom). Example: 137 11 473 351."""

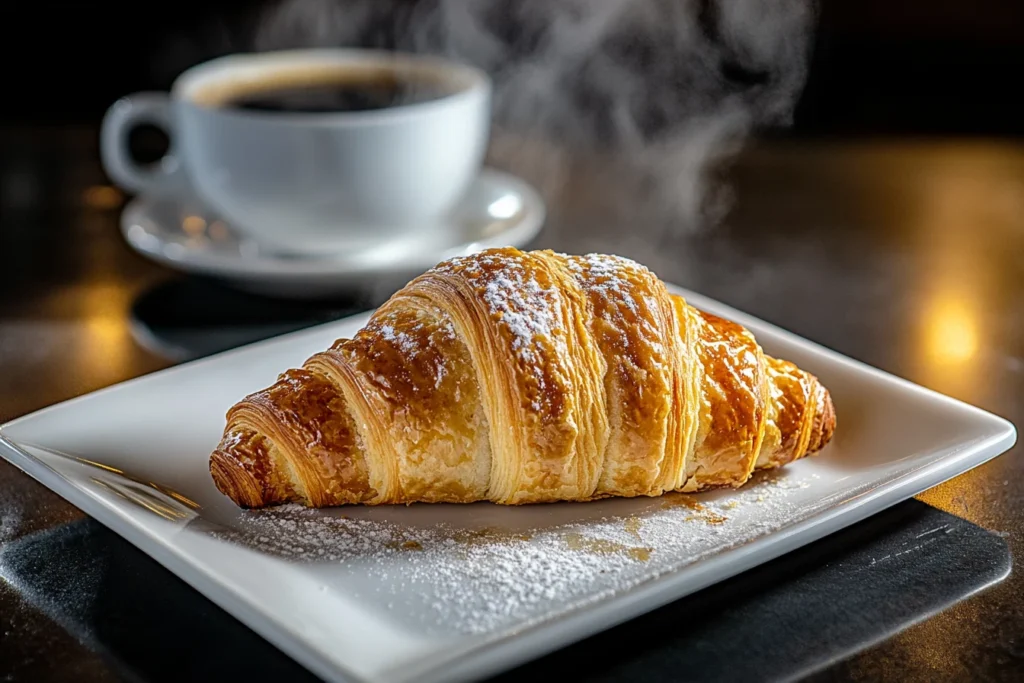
2 0 1023 135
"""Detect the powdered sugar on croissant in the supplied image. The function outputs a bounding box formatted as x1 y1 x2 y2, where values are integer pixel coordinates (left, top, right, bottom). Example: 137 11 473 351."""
210 248 836 508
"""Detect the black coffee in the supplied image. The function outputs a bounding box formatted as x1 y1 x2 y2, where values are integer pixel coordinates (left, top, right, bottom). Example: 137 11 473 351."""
228 77 448 113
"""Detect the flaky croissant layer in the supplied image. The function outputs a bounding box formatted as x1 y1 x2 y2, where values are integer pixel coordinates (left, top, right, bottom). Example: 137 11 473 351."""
210 248 835 508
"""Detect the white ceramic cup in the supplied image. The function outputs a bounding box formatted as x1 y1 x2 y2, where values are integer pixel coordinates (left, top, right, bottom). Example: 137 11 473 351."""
101 49 492 255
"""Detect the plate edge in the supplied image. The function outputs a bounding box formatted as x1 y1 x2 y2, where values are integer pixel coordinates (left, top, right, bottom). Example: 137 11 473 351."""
0 434 368 683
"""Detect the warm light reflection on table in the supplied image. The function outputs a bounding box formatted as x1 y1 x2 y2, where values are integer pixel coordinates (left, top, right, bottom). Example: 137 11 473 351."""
907 146 1011 402
77 283 136 384
922 295 979 366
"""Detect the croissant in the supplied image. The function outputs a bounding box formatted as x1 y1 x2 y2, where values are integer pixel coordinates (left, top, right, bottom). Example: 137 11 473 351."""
210 248 835 508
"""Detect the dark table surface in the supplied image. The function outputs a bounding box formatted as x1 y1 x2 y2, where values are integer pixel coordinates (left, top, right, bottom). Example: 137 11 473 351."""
0 127 1022 681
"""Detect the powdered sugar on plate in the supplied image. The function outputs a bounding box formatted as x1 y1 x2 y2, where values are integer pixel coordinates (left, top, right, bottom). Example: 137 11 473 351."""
206 468 852 636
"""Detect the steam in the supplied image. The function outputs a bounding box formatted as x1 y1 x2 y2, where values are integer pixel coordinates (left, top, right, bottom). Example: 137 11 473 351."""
253 0 814 257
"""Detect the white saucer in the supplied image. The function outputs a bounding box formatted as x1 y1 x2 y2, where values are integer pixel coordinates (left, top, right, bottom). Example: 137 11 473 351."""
121 168 545 298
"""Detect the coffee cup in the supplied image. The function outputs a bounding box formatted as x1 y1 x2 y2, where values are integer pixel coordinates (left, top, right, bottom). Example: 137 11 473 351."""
101 49 491 255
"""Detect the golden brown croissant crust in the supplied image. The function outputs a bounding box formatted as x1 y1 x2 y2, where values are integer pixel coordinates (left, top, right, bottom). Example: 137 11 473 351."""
210 248 836 508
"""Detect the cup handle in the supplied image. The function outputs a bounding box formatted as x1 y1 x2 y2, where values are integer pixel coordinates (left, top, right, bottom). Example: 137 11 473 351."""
100 92 185 195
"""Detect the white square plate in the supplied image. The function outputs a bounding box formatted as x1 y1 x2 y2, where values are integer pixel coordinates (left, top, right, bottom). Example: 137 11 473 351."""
0 286 1015 683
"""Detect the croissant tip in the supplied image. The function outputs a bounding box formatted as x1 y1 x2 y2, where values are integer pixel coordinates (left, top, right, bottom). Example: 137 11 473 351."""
210 449 264 509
